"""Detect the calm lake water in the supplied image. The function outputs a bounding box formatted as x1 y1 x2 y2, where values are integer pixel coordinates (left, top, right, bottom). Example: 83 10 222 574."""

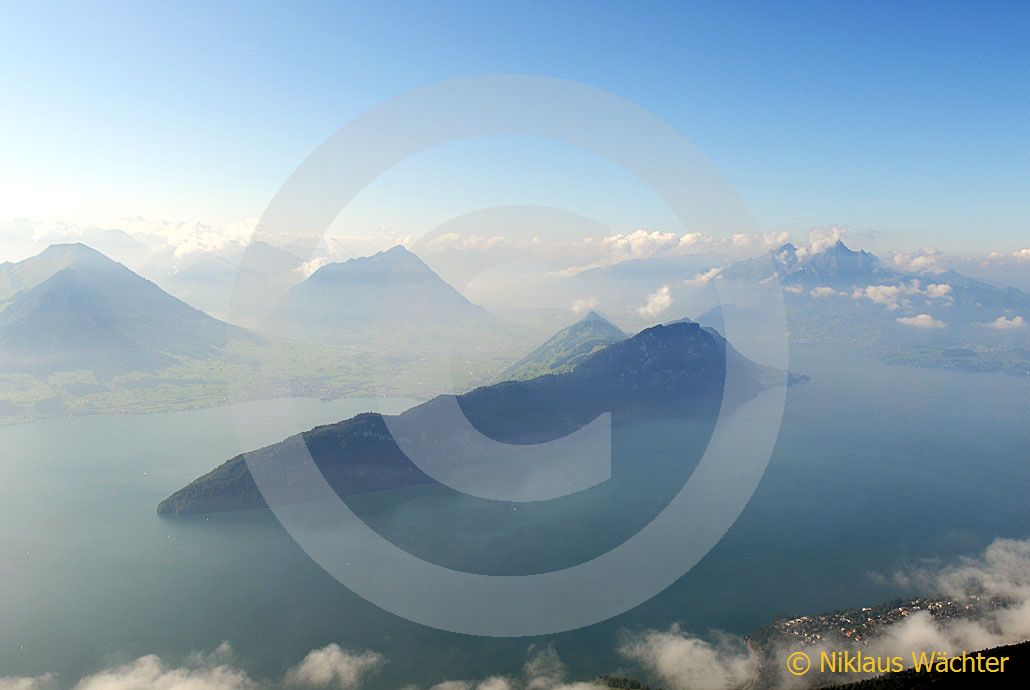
1 346 1028 687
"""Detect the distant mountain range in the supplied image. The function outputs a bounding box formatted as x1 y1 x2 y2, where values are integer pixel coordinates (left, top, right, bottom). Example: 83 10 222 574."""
720 239 883 286
0 244 258 374
162 241 305 324
158 319 799 515
0 243 544 425
708 240 1029 352
3 237 1024 426
0 244 452 424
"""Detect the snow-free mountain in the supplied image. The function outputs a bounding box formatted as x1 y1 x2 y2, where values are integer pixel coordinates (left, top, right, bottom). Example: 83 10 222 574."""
0 243 258 374
251 245 547 392
159 318 801 515
163 241 305 324
261 246 491 339
500 310 625 381
0 244 400 425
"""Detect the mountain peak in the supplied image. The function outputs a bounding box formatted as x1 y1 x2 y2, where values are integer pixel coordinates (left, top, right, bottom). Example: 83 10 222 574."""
37 242 113 264
578 310 612 325
2 243 123 301
262 245 491 346
501 309 625 381
830 239 865 256
305 245 433 283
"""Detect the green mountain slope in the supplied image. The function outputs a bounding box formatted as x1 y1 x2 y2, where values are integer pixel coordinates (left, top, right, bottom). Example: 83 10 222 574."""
500 310 625 381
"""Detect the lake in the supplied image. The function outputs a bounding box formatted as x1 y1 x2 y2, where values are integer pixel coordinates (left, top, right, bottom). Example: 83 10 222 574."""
1 346 1028 687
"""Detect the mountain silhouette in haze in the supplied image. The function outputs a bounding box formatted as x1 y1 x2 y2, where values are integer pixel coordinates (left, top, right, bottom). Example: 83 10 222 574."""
501 310 626 381
721 239 884 286
163 240 305 324
259 245 506 346
159 319 800 515
709 239 1029 349
0 244 258 374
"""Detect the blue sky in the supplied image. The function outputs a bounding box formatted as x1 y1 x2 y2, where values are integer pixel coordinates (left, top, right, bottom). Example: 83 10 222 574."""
2 0 1028 254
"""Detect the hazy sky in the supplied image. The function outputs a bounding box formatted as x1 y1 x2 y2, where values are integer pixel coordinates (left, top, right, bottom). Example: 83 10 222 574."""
2 0 1028 254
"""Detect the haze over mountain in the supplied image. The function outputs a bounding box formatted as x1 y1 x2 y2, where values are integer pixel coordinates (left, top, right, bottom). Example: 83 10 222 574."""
0 243 258 374
254 245 539 391
500 310 626 381
159 318 799 515
0 244 401 425
259 246 512 344
720 239 883 285
162 240 305 324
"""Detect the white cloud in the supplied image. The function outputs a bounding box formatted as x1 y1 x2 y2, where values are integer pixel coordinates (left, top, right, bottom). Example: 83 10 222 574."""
766 537 1030 687
429 682 474 690
74 643 256 690
425 233 508 252
761 230 792 248
600 229 681 257
988 315 1025 330
678 232 706 249
637 285 673 318
683 267 721 286
1013 248 1030 261
0 675 56 690
619 626 757 690
15 643 386 690
890 247 947 274
795 226 846 260
896 314 946 329
924 283 952 299
523 646 566 690
283 645 384 690
546 230 716 277
852 284 905 311
852 280 950 311
731 233 752 248
874 538 1030 657
428 647 601 690
474 678 517 690
810 286 844 298
570 298 598 315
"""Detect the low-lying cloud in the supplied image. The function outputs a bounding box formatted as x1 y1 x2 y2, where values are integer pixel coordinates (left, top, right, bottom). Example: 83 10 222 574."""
5 539 1030 690
284 645 384 689
619 627 756 690
988 315 1025 330
851 280 953 311
429 646 603 690
0 674 56 690
896 314 946 329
